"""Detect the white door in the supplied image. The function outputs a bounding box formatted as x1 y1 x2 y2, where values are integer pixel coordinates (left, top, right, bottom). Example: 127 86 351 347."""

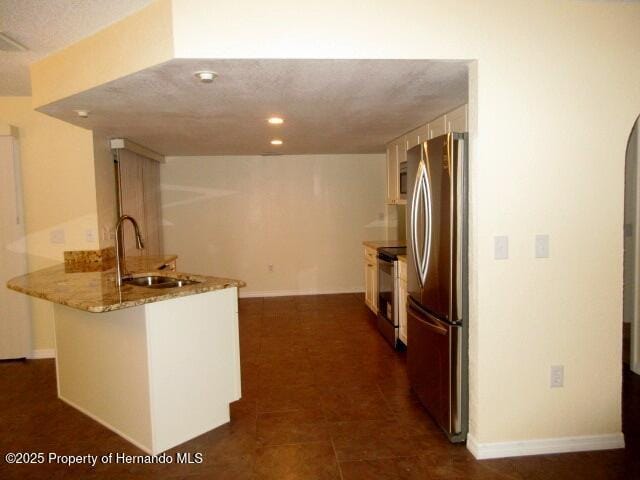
0 130 31 359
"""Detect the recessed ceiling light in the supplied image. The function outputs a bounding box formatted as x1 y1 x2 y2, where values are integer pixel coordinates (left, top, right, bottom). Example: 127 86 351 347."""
194 70 218 83
270 139 283 146
268 117 284 125
74 110 89 118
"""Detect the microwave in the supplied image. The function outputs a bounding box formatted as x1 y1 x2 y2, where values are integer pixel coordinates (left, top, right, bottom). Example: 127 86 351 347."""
399 161 407 200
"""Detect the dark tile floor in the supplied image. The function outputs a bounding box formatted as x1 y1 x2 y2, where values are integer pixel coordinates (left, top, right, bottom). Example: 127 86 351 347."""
1 293 639 479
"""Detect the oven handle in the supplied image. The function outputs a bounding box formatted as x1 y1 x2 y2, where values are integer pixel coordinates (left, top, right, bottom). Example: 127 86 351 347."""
407 304 448 336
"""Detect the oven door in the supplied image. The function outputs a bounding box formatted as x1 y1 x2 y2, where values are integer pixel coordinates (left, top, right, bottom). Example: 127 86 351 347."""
407 298 461 437
377 254 398 348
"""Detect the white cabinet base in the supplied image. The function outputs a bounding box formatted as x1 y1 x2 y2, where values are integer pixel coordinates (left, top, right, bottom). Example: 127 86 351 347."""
53 288 241 454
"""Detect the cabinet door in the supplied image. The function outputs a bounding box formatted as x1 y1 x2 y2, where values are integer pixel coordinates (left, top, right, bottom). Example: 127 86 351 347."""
364 259 372 307
364 261 377 313
364 248 379 313
446 105 468 133
406 125 427 149
406 127 420 150
371 261 378 311
0 135 30 360
386 142 398 204
428 116 446 139
399 279 407 344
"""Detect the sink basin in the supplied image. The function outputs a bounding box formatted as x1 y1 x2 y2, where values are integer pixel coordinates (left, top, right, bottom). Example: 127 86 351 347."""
124 276 200 289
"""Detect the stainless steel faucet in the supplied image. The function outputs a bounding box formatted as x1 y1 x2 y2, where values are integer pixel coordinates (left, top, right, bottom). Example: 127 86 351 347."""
114 214 145 287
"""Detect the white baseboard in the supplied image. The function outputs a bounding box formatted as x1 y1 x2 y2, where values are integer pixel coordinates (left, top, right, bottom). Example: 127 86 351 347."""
239 287 364 299
467 432 625 460
29 348 55 359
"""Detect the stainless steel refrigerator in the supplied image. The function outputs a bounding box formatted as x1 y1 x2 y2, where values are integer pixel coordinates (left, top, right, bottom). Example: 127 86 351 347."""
405 132 468 443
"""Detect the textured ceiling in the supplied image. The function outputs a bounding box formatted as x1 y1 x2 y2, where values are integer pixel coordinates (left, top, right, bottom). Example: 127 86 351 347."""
39 59 469 155
0 0 155 95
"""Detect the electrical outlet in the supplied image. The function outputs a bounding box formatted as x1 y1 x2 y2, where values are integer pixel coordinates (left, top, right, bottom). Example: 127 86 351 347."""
535 234 550 258
49 228 65 245
550 365 564 388
85 228 96 243
494 235 508 260
268 264 274 273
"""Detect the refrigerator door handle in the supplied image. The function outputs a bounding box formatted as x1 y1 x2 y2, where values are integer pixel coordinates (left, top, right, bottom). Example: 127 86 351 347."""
411 160 430 287
424 151 433 287
409 309 448 335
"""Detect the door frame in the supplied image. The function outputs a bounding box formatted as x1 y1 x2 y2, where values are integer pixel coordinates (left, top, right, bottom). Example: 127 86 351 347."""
625 116 640 374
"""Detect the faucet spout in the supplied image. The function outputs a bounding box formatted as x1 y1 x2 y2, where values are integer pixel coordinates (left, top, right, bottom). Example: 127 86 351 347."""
114 214 145 287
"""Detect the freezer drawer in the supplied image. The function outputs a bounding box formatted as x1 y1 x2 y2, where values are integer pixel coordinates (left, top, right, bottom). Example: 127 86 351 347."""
407 301 461 438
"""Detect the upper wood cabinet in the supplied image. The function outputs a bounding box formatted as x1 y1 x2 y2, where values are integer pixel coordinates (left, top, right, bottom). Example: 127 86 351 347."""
406 124 427 150
445 104 468 133
385 104 467 206
427 116 447 139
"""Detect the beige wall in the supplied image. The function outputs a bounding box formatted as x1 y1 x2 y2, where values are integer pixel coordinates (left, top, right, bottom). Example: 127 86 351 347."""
160 154 387 296
0 97 99 351
30 0 174 108
21 0 640 450
170 0 640 446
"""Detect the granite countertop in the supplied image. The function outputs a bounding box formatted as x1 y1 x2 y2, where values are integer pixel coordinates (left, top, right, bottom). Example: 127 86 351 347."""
6 255 245 313
362 240 407 250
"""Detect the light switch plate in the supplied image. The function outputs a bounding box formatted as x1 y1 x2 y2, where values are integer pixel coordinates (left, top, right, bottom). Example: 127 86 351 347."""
550 365 564 388
535 234 550 258
494 235 508 260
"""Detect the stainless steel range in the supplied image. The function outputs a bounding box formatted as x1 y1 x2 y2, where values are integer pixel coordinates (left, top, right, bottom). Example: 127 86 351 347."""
376 246 406 349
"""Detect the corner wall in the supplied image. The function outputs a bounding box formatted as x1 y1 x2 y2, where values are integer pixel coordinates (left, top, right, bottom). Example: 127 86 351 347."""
160 154 387 296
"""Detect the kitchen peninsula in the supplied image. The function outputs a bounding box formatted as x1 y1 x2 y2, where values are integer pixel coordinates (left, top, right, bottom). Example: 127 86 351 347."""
7 256 245 455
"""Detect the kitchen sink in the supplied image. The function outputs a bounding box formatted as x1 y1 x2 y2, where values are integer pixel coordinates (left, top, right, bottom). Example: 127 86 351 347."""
124 276 200 289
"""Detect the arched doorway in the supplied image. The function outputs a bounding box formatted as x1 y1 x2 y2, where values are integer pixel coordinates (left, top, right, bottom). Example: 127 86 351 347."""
623 114 640 375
